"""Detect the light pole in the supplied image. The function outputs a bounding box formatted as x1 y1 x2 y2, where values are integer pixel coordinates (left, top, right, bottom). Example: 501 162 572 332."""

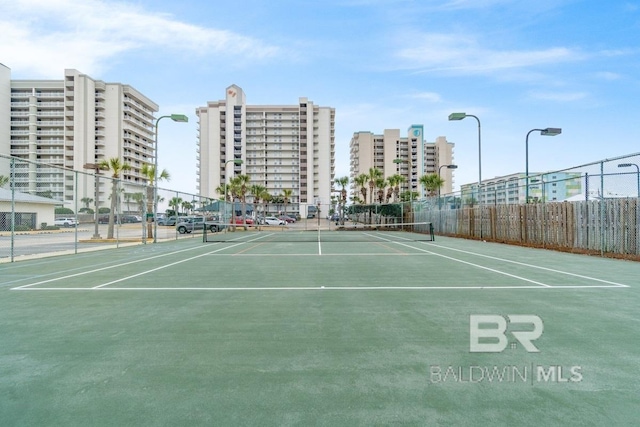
153 114 188 242
618 163 640 197
449 112 481 202
224 159 243 224
438 164 458 209
449 112 482 236
525 128 562 203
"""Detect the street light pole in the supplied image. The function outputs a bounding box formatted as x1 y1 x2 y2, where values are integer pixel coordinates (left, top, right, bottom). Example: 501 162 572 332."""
153 114 188 243
525 127 562 203
449 112 482 237
617 163 640 197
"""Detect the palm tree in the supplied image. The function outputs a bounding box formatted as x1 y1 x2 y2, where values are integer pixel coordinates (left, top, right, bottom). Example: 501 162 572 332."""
335 176 349 223
215 185 227 201
260 190 272 219
230 174 251 228
80 196 94 212
0 175 9 188
169 197 183 217
141 164 170 240
181 200 193 215
282 188 293 220
401 190 419 202
375 177 387 204
99 158 131 239
250 184 266 218
354 173 368 206
419 173 445 198
131 192 145 215
387 174 406 203
368 168 383 204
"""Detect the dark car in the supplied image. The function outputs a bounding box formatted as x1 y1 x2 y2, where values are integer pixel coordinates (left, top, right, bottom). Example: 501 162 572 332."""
278 215 296 223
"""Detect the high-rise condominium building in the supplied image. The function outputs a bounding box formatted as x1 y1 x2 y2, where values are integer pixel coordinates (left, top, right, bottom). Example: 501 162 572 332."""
196 85 335 217
349 125 455 200
2 65 158 210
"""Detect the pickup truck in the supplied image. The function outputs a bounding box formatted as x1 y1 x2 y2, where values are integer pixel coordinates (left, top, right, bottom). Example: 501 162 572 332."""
175 217 226 234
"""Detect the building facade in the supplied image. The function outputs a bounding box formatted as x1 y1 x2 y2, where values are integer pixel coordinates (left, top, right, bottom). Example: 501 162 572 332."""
196 85 335 217
3 65 158 211
349 125 455 200
460 172 583 205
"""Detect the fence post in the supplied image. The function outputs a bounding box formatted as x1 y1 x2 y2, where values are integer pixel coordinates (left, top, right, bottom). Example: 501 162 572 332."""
600 162 605 256
10 157 15 262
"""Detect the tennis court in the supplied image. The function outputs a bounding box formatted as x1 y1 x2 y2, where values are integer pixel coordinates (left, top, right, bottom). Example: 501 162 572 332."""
1 228 638 425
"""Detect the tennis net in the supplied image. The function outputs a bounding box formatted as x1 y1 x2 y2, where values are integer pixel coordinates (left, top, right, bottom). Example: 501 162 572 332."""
202 221 434 243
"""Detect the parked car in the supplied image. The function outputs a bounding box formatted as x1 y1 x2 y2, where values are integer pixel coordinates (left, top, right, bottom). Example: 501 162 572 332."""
98 214 142 224
158 216 184 226
278 215 296 223
176 216 206 234
176 216 225 233
231 217 254 225
122 215 142 223
263 216 286 226
54 217 77 227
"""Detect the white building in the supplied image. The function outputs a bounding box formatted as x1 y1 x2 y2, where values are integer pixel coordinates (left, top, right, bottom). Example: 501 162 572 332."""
2 65 158 211
196 85 335 217
460 172 583 205
349 125 455 200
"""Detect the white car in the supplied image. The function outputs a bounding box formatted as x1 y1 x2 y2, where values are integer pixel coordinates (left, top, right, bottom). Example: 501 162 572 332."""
263 216 286 225
54 217 78 227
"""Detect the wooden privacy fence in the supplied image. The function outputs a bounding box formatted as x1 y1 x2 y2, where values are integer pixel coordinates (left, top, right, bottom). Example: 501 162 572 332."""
421 199 640 258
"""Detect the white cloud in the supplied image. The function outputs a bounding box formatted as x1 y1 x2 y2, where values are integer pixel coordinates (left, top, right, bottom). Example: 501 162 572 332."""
594 71 622 81
410 92 442 102
395 32 582 75
528 91 588 102
0 0 281 78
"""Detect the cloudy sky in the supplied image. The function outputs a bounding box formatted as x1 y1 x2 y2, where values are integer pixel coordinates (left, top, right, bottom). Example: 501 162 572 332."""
2 0 639 194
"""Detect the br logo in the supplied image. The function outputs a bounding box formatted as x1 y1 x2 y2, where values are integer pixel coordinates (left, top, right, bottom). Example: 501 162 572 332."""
469 315 544 353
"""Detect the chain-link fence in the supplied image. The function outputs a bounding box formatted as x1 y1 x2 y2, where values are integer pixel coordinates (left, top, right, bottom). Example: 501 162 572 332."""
3 152 639 261
417 152 640 260
0 154 206 262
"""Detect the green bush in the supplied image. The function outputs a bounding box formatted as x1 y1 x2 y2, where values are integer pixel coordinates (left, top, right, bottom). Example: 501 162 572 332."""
14 225 31 231
55 207 74 214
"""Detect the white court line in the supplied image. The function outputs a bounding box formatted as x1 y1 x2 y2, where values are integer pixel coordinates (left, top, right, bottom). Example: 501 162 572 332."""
364 233 553 288
13 284 627 291
92 242 247 289
422 241 630 288
10 244 218 290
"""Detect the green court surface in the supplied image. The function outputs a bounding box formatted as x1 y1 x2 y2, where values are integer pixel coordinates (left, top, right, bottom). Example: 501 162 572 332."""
1 234 639 426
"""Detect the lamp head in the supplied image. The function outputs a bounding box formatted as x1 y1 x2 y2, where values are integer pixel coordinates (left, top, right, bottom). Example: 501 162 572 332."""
541 127 561 136
447 164 458 169
170 114 189 123
448 112 467 121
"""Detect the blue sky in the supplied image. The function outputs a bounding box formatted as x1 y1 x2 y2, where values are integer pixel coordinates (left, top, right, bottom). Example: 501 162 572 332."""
2 0 639 194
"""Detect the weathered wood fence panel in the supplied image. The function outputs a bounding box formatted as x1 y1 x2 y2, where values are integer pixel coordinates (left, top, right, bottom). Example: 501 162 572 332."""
420 199 639 258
